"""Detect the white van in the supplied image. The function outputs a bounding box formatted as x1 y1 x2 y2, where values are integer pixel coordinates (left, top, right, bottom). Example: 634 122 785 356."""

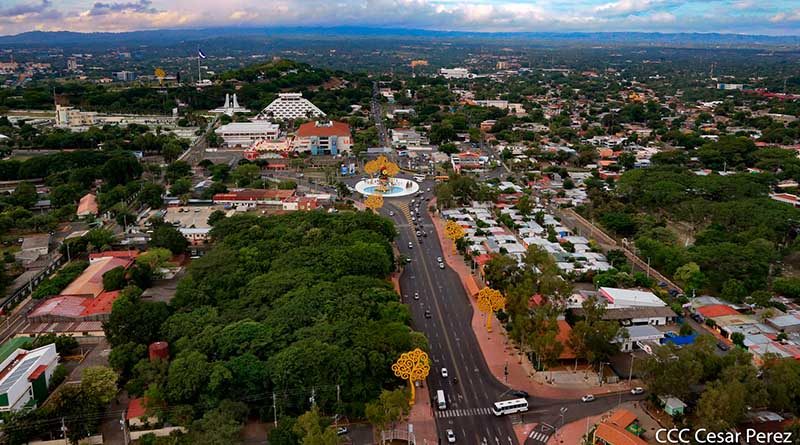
437 390 446 410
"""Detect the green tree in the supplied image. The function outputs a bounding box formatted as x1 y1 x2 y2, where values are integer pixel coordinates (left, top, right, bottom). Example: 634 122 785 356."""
293 406 341 445
81 366 118 405
150 224 189 254
365 389 410 442
102 266 127 291
12 181 37 208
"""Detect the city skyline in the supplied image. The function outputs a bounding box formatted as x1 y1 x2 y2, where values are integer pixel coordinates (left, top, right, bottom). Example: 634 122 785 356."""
0 0 799 37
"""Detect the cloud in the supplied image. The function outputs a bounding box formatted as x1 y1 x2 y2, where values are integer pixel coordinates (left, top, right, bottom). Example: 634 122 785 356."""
88 0 158 16
771 9 800 23
0 0 796 36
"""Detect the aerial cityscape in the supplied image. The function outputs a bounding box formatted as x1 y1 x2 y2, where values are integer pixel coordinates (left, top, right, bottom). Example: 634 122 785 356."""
0 1 798 444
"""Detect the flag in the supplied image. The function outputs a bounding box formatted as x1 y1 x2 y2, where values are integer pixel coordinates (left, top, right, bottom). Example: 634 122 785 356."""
198 48 207 59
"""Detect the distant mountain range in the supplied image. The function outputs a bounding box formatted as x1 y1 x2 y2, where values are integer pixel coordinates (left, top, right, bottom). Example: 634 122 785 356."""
1 27 798 48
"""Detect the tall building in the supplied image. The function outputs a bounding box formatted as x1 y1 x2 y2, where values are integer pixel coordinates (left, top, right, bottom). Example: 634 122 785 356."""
113 70 136 81
66 57 78 72
215 121 281 147
256 93 325 121
294 121 352 156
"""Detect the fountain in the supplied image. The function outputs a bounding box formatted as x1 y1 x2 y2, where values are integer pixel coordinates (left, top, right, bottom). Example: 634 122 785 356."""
355 155 419 198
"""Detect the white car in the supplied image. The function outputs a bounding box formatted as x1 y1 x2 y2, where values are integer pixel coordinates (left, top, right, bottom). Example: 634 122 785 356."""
408 242 413 248
446 429 456 443
441 368 448 378
436 256 442 263
581 394 595 403
439 262 445 269
414 292 420 300
631 387 645 395
389 211 394 216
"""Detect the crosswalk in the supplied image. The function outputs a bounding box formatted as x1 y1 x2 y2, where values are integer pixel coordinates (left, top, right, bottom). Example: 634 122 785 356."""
395 202 413 223
527 430 551 443
435 407 493 418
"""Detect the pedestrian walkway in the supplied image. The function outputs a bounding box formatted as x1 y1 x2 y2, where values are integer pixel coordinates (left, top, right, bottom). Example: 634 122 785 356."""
528 429 551 444
429 200 637 400
435 407 493 418
405 383 438 444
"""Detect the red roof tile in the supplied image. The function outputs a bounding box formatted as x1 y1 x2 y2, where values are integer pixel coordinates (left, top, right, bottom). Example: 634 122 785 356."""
697 304 739 319
296 121 350 138
27 364 47 382
127 397 148 420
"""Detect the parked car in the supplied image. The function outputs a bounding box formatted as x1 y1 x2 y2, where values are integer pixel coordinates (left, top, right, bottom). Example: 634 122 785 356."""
581 394 596 403
336 427 349 436
631 387 645 395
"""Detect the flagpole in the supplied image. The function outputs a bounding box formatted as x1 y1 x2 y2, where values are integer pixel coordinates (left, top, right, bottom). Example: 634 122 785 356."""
197 49 201 84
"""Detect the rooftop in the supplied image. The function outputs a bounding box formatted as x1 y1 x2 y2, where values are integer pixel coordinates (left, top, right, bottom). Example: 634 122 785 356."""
296 120 350 138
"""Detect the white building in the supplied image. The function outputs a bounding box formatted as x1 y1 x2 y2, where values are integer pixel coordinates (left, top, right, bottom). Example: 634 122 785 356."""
475 99 509 109
0 343 58 412
55 105 96 128
439 68 473 79
215 121 281 147
210 94 251 116
256 93 325 121
391 128 425 147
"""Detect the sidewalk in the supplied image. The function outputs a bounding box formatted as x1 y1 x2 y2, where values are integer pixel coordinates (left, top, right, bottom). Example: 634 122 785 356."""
430 202 636 399
403 383 437 445
546 413 601 445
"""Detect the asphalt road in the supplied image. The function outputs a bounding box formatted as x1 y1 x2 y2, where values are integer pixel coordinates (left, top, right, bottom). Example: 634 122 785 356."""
380 187 518 445
374 173 646 445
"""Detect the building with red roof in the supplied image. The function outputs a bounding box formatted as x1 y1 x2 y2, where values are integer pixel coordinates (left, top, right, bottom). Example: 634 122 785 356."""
127 397 158 427
592 409 647 445
76 193 98 218
212 188 295 208
88 250 139 263
28 290 121 322
60 256 133 299
294 121 352 156
697 304 740 319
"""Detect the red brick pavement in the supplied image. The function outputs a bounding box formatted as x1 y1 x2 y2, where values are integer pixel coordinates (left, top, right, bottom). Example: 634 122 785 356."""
430 202 633 400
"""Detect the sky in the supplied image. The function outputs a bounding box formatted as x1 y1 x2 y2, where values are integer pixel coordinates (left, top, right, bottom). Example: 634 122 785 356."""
0 0 798 36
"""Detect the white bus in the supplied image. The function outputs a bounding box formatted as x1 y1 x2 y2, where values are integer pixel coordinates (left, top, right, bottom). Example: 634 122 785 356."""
436 390 447 410
491 398 528 416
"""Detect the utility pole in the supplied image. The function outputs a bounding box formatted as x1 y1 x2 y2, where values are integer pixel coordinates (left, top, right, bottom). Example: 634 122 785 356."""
121 410 130 445
310 388 316 407
61 417 68 445
272 392 278 427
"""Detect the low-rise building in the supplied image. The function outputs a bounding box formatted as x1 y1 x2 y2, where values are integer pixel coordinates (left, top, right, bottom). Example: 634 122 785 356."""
592 409 647 445
0 343 58 412
15 234 50 266
55 105 97 128
77 193 98 218
294 121 351 156
215 121 281 147
212 189 295 209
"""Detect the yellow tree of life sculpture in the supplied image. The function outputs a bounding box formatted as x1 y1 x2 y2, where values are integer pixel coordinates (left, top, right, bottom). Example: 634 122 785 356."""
391 348 430 405
476 287 506 333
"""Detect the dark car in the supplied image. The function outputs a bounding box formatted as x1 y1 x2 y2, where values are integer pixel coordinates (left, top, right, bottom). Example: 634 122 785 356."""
717 342 730 351
510 390 529 398
424 310 432 319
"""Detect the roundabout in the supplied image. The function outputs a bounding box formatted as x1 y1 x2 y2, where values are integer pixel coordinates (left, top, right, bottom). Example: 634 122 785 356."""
356 155 419 198
356 177 419 197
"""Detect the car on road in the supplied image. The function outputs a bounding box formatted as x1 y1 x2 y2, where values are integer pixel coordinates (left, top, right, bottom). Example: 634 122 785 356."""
414 292 419 300
446 429 456 443
389 211 394 216
424 310 431 319
581 394 596 403
510 390 529 398
408 242 413 248
438 262 445 269
336 427 348 436
631 387 645 395
437 256 442 263
441 368 448 378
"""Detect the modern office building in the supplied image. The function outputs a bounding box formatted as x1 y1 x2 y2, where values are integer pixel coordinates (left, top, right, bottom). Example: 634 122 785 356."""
55 105 97 128
439 68 473 79
0 343 58 412
294 121 352 156
215 121 281 147
256 93 325 121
